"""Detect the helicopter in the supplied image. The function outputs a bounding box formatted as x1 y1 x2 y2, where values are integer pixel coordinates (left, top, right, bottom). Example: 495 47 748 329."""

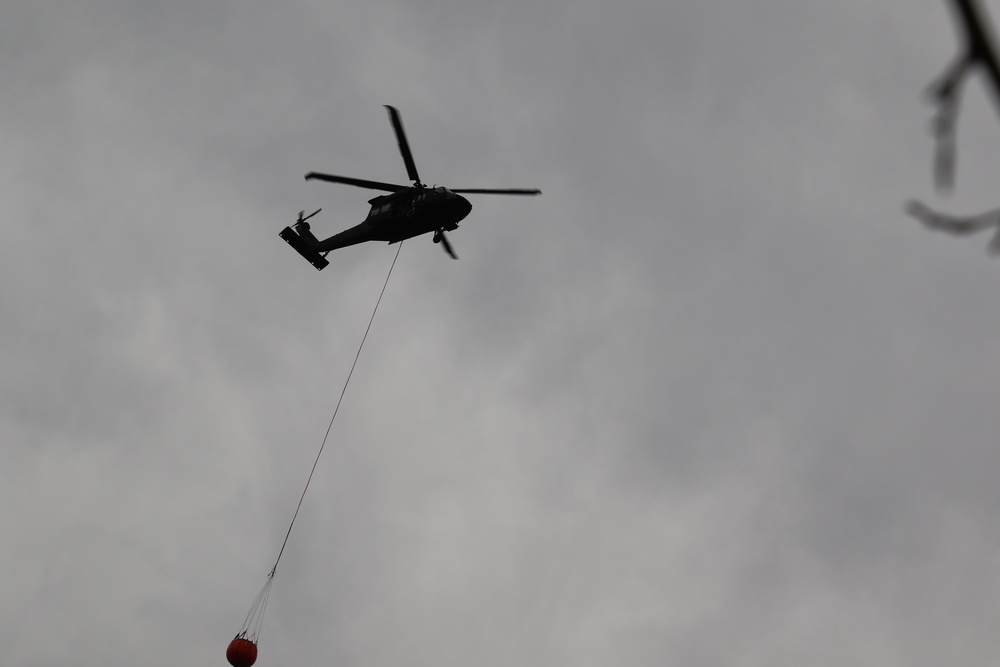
280 106 541 269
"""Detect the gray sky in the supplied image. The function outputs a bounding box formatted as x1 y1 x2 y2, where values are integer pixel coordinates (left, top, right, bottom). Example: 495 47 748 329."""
4 2 1000 665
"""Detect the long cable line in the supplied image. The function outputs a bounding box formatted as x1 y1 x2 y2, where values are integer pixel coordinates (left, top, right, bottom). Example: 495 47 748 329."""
272 241 404 574
235 243 404 647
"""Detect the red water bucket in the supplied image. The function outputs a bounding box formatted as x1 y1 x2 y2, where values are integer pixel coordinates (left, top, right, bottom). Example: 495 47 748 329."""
226 637 258 667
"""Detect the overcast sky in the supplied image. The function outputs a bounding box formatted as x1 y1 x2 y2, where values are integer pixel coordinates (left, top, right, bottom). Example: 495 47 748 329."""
4 2 1000 666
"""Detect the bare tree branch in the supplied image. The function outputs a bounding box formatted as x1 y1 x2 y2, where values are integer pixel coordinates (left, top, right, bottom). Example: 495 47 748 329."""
927 0 1000 191
907 200 1000 253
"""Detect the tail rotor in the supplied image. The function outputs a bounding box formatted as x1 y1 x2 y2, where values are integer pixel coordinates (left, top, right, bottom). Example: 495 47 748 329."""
280 208 330 270
296 208 322 230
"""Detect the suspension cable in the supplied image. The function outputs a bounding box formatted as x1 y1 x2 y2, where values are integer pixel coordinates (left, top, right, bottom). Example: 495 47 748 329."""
271 242 404 575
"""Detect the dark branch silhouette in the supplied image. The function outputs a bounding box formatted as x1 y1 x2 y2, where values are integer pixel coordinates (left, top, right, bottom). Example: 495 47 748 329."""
926 0 1000 190
907 200 1000 253
910 1 1000 253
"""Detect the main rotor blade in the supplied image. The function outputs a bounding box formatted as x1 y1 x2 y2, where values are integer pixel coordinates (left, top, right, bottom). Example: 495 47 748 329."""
450 188 542 195
438 231 458 259
305 172 406 192
384 105 421 185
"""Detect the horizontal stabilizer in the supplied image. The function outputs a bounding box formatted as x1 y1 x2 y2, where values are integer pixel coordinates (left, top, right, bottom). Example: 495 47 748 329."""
280 227 329 270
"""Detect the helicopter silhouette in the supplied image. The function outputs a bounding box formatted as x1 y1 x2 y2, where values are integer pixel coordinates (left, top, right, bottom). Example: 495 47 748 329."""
280 106 541 269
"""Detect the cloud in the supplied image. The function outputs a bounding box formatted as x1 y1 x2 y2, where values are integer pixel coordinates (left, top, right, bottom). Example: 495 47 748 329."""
4 2 1000 666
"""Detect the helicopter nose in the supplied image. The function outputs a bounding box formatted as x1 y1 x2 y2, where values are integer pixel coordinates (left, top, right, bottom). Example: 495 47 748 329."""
455 195 472 220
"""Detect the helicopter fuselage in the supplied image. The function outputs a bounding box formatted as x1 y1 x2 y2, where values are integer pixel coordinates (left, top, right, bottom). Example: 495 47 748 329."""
316 186 472 252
